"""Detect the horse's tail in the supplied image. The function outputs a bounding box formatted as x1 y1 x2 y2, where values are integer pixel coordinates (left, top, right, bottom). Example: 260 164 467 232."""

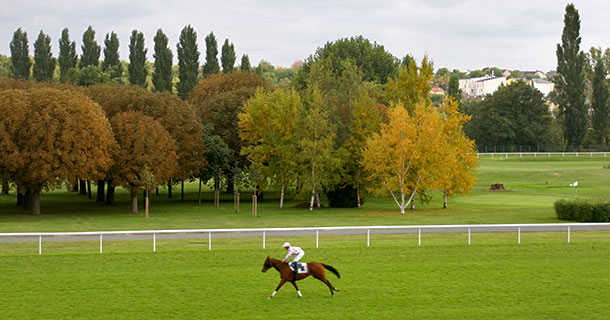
322 263 340 278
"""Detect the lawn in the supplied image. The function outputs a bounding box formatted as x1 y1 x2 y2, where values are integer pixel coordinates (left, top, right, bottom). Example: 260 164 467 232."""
1 154 609 232
1 238 609 319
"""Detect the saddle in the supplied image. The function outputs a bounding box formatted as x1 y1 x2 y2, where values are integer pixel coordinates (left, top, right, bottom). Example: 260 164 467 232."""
289 262 308 274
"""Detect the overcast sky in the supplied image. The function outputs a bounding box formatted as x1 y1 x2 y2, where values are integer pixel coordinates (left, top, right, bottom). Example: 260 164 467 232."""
1 0 608 72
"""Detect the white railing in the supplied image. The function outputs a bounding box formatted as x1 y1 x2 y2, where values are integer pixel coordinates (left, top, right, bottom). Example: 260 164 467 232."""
477 152 608 158
1 223 609 255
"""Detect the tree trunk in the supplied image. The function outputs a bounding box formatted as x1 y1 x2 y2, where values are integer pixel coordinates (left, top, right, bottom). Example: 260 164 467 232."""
226 171 234 194
87 180 92 199
79 179 87 195
198 178 202 205
168 181 173 199
279 184 285 209
315 191 321 208
96 180 105 202
23 188 31 211
30 188 41 215
443 190 448 209
357 182 361 209
181 181 184 202
1 180 8 194
106 185 115 205
17 193 23 206
131 189 138 214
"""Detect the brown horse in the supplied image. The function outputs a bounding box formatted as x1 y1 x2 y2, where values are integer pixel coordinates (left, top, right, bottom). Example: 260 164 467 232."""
261 256 341 299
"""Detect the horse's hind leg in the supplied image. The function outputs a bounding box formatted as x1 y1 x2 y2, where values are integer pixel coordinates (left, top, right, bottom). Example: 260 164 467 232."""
290 281 303 298
268 279 286 300
314 275 339 297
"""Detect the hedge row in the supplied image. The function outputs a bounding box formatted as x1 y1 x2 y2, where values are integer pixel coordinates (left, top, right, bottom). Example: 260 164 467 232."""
554 199 610 222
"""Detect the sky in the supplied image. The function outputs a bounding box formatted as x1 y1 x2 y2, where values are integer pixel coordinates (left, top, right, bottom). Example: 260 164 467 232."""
1 0 609 72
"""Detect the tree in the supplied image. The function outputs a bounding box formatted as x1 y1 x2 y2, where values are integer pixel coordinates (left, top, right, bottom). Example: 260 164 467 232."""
385 55 434 112
176 25 200 100
447 74 462 101
295 35 399 89
9 28 31 79
128 30 148 87
0 88 116 214
553 3 587 150
200 124 233 200
58 28 77 83
110 111 178 213
102 32 123 82
202 32 220 76
436 98 478 208
240 54 251 72
32 31 55 82
362 104 446 214
239 88 300 208
590 55 610 145
295 87 343 211
464 81 555 149
80 26 101 68
152 29 173 93
221 39 236 73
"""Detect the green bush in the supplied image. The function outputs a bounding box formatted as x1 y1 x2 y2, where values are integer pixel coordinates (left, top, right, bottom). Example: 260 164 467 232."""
554 199 610 222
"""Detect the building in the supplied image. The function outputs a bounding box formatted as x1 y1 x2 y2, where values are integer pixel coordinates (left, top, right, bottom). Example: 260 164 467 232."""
459 76 506 98
530 79 554 97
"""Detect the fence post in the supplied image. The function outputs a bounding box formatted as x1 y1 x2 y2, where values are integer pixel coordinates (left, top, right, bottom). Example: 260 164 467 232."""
518 227 521 244
100 234 103 253
153 233 156 252
209 232 212 250
468 228 471 245
39 235 42 255
263 231 266 249
568 226 571 243
316 230 319 248
367 229 370 247
418 228 421 246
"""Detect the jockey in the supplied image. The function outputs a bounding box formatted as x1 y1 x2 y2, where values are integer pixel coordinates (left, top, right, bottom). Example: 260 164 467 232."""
281 242 304 277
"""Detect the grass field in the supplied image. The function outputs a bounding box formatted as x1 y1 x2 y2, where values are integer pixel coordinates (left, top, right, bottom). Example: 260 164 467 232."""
1 155 609 319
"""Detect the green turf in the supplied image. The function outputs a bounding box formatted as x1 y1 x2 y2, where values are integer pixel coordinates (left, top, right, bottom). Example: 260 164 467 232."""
1 239 609 319
1 154 609 232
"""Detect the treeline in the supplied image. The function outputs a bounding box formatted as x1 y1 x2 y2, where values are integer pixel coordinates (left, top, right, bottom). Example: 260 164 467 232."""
1 30 479 215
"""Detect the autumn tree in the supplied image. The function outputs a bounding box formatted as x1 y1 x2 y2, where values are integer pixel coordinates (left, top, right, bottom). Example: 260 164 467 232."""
58 28 77 83
239 88 300 208
188 72 267 192
9 28 31 79
110 111 177 213
436 98 478 208
0 88 116 214
362 104 446 214
152 29 173 93
385 55 434 112
240 54 251 72
176 25 200 99
33 30 55 82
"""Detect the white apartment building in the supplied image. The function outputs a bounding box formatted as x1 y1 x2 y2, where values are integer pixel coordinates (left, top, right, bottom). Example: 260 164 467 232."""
459 76 506 98
531 79 554 97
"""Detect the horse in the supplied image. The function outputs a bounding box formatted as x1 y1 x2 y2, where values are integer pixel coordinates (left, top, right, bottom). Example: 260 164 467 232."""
261 256 341 299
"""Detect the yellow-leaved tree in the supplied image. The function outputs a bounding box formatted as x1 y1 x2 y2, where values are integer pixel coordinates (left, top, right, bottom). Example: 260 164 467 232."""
437 98 479 208
362 104 446 214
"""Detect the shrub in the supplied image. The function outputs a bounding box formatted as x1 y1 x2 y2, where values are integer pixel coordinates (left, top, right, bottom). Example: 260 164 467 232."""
554 199 610 222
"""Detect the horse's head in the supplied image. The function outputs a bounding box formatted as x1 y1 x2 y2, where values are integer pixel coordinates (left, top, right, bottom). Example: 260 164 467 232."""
261 256 272 273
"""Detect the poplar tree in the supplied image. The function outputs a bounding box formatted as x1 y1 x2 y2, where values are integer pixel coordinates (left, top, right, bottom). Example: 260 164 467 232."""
221 39 236 73
202 32 220 76
102 32 122 81
152 29 173 93
58 28 77 83
176 25 200 99
240 54 251 72
80 26 101 68
553 3 587 150
9 28 31 79
128 30 148 87
591 55 610 145
33 31 55 82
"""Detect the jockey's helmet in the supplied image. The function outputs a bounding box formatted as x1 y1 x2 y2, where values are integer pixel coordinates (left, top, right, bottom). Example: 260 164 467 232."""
282 242 291 248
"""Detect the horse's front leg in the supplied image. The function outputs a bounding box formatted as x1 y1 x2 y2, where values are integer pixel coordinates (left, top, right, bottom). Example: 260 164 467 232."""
268 279 287 300
290 281 303 298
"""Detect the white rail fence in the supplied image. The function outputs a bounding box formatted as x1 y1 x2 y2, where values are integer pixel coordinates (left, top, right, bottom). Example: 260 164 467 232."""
477 151 608 158
1 223 609 255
